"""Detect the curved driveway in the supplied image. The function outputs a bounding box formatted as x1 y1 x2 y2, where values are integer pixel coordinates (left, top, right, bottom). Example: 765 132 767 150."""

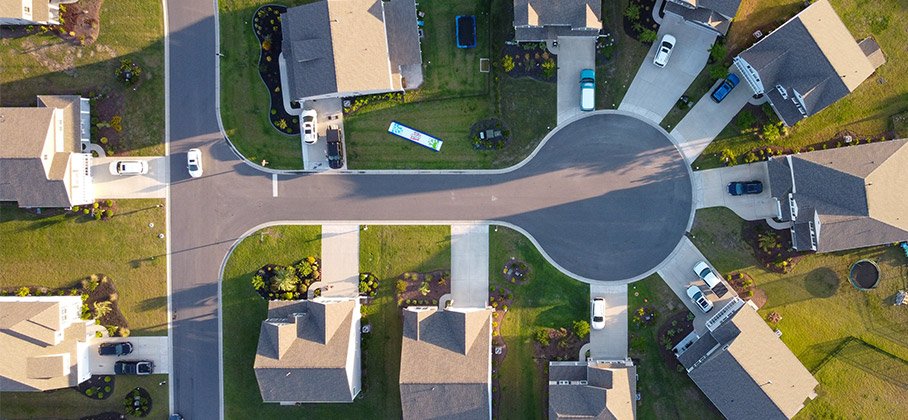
165 1 691 417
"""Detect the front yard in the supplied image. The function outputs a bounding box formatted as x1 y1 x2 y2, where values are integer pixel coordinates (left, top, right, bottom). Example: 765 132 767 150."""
0 375 169 419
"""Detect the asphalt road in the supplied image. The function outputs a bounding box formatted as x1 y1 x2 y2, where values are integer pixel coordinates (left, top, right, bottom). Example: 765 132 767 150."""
165 1 692 417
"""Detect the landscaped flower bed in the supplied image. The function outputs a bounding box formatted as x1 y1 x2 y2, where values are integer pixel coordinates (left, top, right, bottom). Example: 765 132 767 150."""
252 5 299 135
358 273 379 297
251 257 321 300
395 270 449 307
532 322 588 362
499 43 556 82
470 118 510 150
501 258 530 284
77 375 115 400
622 0 660 43
725 271 767 307
743 223 802 273
656 311 694 370
123 387 152 417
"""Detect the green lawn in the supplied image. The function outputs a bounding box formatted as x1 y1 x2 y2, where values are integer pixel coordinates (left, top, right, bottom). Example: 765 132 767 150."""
597 0 651 108
628 275 723 420
413 0 489 99
0 375 169 419
489 226 589 419
690 208 908 418
0 1 164 156
0 200 167 335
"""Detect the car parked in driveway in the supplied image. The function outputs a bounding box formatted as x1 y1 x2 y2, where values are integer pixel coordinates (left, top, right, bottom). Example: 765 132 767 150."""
326 127 344 169
727 180 763 195
114 360 154 375
653 34 676 68
108 160 148 176
591 297 606 330
580 69 595 111
302 109 318 144
693 261 721 289
99 342 134 356
187 148 203 178
711 73 740 103
686 285 714 313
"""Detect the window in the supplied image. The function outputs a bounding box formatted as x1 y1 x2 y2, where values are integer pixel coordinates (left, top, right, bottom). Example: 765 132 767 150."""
24 6 31 13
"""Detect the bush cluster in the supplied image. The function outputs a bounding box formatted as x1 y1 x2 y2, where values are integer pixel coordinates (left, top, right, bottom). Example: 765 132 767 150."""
359 273 379 296
252 257 320 300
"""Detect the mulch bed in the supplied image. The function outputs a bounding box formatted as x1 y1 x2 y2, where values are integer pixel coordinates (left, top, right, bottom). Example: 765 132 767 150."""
253 258 321 301
0 0 102 45
76 375 115 400
622 0 660 43
80 412 125 420
500 43 556 82
397 270 450 307
252 5 300 136
726 271 767 308
534 327 585 362
470 118 510 150
123 387 152 417
500 258 530 285
656 311 694 370
743 221 804 273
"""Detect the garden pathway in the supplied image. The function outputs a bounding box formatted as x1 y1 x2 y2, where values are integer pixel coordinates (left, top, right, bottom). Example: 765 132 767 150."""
88 336 170 374
555 36 596 124
319 224 360 298
450 223 490 308
589 284 629 361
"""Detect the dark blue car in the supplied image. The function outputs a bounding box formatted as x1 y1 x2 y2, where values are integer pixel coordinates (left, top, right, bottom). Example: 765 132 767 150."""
711 73 740 103
727 181 763 196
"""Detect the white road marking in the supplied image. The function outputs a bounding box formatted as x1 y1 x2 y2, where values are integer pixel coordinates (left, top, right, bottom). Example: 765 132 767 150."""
272 173 278 197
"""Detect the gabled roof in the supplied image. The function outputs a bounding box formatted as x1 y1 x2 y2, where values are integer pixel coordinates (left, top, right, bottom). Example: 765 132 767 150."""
663 1 735 35
548 360 637 419
672 0 742 19
512 0 601 29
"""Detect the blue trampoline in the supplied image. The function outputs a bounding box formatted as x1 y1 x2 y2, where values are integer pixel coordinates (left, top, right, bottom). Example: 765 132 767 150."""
455 15 476 49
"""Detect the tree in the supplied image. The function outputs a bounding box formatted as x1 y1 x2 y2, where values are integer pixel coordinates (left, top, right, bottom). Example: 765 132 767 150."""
624 4 641 21
639 29 657 43
251 275 265 291
762 123 782 142
709 63 729 80
272 267 299 292
93 301 112 319
418 281 430 296
709 42 727 64
573 320 591 339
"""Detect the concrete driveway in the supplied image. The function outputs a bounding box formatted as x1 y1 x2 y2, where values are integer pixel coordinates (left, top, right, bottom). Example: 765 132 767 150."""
92 157 167 199
301 98 344 171
618 14 717 123
320 224 360 298
450 224 489 308
693 162 781 221
88 336 170 375
670 66 751 163
555 36 596 124
589 284 628 360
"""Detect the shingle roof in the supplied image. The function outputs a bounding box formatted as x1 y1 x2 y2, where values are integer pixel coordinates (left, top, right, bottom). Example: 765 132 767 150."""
663 1 733 35
548 361 636 420
383 0 423 89
675 0 742 19
514 25 600 42
513 0 601 29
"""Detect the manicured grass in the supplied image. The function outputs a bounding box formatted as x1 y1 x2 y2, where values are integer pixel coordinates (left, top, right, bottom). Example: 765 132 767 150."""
489 226 589 419
414 0 490 98
628 275 722 420
0 375 169 419
0 200 167 335
0 1 165 156
690 208 908 418
597 0 651 108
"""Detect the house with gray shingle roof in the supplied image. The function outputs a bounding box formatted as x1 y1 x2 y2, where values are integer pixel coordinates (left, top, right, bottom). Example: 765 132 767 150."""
0 95 94 208
733 0 884 126
675 302 818 420
512 0 601 41
767 138 908 252
663 0 742 35
399 306 493 420
253 297 362 404
0 0 77 25
548 359 636 419
279 0 422 104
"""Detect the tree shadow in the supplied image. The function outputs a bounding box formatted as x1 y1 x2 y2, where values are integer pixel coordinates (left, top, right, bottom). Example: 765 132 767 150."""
803 267 839 298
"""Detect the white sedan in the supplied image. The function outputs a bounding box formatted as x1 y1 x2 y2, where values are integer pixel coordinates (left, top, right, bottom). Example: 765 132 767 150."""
187 148 203 178
653 34 676 68
301 109 318 144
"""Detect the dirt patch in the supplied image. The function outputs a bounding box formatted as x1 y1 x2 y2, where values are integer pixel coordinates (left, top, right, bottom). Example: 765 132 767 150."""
500 258 530 285
396 270 450 307
61 0 103 45
500 43 557 82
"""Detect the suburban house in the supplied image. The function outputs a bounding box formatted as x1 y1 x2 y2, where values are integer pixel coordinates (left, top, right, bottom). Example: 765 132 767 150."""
675 302 818 419
0 95 93 208
767 139 908 253
399 306 493 419
512 0 601 42
279 0 423 104
548 359 637 419
733 0 884 126
0 0 77 25
662 0 743 35
0 296 104 392
253 297 362 404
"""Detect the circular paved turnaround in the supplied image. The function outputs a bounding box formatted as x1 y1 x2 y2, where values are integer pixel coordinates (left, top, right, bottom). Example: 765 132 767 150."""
506 112 692 282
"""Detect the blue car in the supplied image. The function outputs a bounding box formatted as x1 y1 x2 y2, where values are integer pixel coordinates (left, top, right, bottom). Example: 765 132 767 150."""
711 73 740 103
727 181 763 196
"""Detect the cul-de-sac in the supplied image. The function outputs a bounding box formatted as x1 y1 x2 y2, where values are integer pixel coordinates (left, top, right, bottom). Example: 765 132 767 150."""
1 0 906 419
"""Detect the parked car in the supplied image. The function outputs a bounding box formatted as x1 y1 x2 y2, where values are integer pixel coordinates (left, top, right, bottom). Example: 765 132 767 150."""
99 342 134 356
114 361 154 375
727 180 763 196
302 109 318 144
108 160 148 176
186 148 203 178
653 34 676 68
326 127 344 169
591 297 606 330
686 285 714 313
711 73 740 103
579 69 595 112
693 261 721 289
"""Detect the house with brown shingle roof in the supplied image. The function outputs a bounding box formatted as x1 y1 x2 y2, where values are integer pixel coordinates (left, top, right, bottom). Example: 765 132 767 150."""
0 95 94 208
0 296 105 392
733 0 884 126
399 306 493 420
512 0 601 41
253 297 362 404
0 0 77 25
548 359 637 419
279 0 423 104
767 138 908 252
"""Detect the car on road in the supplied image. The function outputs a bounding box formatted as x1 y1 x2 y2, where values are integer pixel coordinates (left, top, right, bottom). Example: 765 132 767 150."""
591 297 606 330
114 360 154 375
99 342 134 356
711 73 740 103
580 69 595 112
727 180 763 196
302 109 318 144
326 127 344 169
187 148 203 178
693 261 721 289
108 160 148 176
686 285 714 313
653 34 676 68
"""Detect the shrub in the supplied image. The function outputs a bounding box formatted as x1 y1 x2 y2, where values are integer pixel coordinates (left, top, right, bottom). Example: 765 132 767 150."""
86 388 94 396
105 385 111 392
95 331 103 338
709 63 729 80
272 266 299 292
541 59 556 78
418 281 430 296
396 280 408 294
103 209 113 219
762 123 784 143
624 4 641 21
639 29 657 43
251 275 265 290
93 301 112 319
115 59 143 84
119 327 130 337
573 320 591 339
359 281 371 294
106 325 119 336
16 286 30 297
709 42 727 63
501 55 515 73
94 212 102 220
720 148 737 166
104 376 112 383
85 275 100 292
534 328 551 346
736 110 757 131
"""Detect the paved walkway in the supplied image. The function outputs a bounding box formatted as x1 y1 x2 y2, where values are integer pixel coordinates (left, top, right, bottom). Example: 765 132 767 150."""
88 336 170 374
555 36 596 124
319 224 360 298
450 224 490 308
693 162 780 220
619 13 717 123
92 157 167 199
589 284 628 360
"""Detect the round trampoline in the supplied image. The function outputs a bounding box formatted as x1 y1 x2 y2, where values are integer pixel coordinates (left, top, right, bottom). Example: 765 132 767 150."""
849 259 881 290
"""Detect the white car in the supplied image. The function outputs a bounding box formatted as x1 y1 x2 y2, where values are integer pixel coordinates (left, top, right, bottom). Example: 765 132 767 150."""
108 160 148 175
686 285 714 313
693 261 721 288
653 34 676 68
591 297 606 330
301 109 318 144
187 148 203 178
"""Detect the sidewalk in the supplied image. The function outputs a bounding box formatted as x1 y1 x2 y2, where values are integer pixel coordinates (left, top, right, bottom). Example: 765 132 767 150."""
320 224 360 298
450 224 490 308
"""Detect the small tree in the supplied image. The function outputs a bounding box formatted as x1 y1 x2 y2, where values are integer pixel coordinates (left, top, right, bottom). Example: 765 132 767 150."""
639 29 657 43
624 4 641 21
573 320 591 339
709 43 727 63
272 267 299 292
418 281 430 296
93 301 112 319
709 63 729 80
736 110 757 131
762 123 782 142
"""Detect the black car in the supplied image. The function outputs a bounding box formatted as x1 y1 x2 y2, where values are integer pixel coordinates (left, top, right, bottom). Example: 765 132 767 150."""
727 181 763 196
326 128 344 169
99 342 134 356
114 361 154 375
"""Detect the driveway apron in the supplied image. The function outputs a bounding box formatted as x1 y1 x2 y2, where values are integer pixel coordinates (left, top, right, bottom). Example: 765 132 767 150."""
693 162 781 221
589 284 628 360
450 224 490 308
320 224 361 298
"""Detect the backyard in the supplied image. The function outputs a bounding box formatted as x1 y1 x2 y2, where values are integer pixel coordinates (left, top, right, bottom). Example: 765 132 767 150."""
0 0 165 156
0 200 168 335
596 0 651 109
0 375 169 419
691 208 908 418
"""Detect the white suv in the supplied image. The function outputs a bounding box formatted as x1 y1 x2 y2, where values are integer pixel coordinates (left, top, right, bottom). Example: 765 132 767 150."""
653 34 676 68
301 110 318 144
591 297 606 330
109 160 148 175
686 285 714 313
